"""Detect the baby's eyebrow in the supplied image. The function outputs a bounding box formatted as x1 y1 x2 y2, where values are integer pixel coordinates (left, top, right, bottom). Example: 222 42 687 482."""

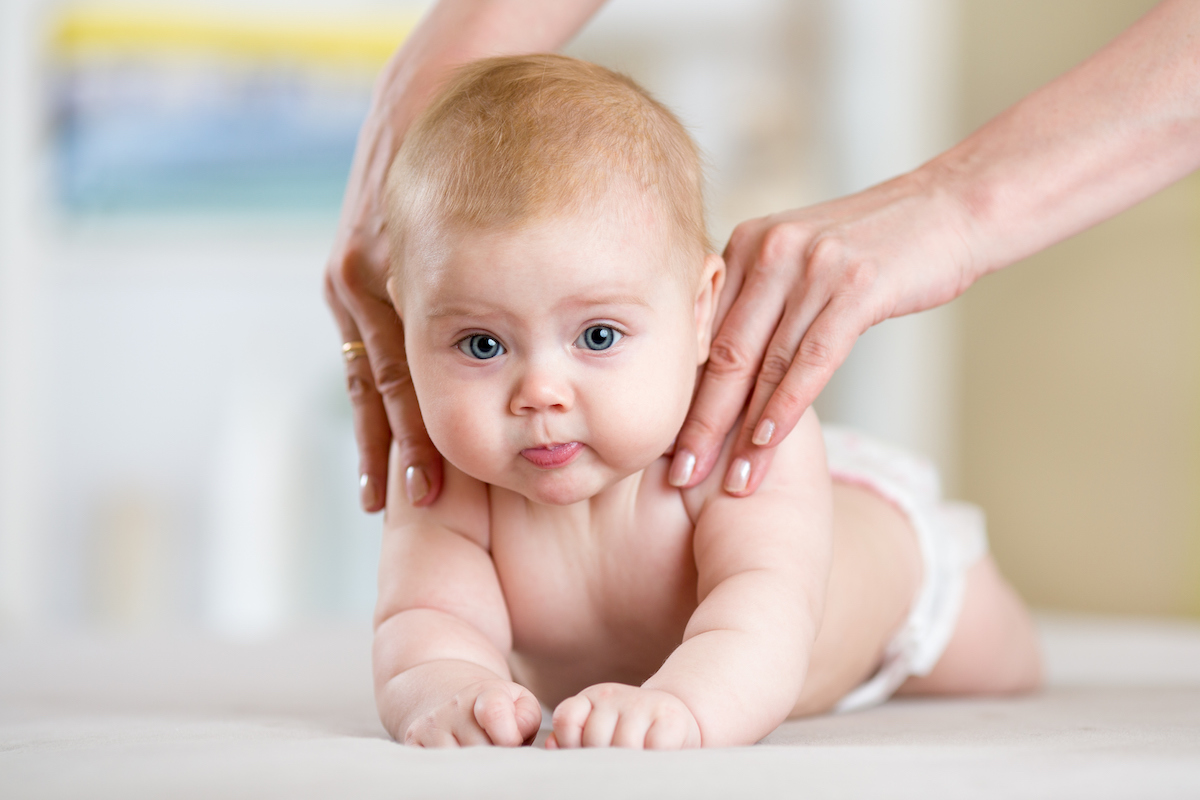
424 293 650 319
560 292 651 309
424 304 490 319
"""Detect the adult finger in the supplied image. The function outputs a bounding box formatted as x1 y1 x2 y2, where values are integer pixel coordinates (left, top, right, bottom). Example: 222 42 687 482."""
347 289 444 507
717 281 836 496
726 292 868 496
325 275 391 512
760 293 869 447
669 233 793 488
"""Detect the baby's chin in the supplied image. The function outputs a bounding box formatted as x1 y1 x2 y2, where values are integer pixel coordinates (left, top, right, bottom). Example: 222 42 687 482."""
500 465 621 506
470 456 653 506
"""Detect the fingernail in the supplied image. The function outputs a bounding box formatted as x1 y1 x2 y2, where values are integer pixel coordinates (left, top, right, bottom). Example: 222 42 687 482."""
359 473 379 510
752 418 775 446
405 465 429 505
724 458 751 494
669 450 696 487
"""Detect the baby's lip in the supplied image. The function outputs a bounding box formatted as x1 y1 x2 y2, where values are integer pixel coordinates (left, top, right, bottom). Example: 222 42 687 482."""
520 442 583 469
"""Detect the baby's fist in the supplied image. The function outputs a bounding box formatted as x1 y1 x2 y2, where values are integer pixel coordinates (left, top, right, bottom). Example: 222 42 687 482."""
404 680 542 747
548 684 701 749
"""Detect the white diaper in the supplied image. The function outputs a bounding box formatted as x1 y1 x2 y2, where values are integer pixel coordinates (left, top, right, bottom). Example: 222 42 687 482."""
823 425 988 713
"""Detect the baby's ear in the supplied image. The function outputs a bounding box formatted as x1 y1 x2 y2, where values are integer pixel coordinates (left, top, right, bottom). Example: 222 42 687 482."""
694 252 726 364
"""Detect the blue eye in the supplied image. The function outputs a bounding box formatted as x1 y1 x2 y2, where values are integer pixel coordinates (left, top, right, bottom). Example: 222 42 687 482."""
458 334 505 359
577 325 621 351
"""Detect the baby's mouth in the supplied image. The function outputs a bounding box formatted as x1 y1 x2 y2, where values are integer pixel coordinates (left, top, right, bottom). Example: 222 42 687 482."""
520 442 583 469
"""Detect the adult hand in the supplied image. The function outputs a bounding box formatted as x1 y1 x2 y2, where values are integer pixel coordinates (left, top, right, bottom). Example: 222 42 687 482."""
670 0 1200 498
670 167 978 497
324 100 442 512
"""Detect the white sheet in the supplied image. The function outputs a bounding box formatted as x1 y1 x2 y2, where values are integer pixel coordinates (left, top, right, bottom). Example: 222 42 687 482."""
3 614 1199 799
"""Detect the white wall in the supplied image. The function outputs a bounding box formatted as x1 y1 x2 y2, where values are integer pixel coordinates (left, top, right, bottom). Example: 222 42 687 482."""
815 0 963 490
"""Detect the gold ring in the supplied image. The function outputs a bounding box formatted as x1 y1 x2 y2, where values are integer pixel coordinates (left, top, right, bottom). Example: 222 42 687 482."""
342 341 367 362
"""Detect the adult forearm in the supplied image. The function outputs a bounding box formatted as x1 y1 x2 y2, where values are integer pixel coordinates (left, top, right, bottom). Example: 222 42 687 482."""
365 0 607 161
940 0 1200 281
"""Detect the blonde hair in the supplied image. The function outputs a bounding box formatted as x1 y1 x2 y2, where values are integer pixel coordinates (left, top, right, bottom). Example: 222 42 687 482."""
386 54 708 275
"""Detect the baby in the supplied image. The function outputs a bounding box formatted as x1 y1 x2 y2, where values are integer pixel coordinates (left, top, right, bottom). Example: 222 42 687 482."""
374 54 1041 749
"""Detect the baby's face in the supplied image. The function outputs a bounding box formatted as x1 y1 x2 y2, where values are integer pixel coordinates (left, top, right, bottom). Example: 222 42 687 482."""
395 197 720 505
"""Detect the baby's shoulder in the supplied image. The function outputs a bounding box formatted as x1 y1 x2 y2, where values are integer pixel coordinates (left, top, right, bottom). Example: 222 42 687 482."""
386 443 491 549
679 409 829 523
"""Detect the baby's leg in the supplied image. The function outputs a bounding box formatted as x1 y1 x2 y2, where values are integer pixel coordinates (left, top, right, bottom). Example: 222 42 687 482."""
897 556 1043 696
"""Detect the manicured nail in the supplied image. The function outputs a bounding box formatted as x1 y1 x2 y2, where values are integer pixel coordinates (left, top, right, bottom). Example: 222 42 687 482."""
669 449 696 487
405 465 429 505
752 418 775 446
724 458 751 494
359 473 379 510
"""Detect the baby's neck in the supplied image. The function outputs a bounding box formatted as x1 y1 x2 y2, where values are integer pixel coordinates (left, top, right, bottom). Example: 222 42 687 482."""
503 466 652 539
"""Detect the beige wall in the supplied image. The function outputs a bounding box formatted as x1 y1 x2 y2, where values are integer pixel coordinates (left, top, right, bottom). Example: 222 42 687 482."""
958 0 1200 616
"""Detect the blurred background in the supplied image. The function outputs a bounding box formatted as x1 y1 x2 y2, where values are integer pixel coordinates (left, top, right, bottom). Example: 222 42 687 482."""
0 0 1195 637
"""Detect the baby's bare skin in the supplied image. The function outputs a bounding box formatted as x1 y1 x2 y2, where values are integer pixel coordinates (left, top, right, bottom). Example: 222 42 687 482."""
373 197 1040 749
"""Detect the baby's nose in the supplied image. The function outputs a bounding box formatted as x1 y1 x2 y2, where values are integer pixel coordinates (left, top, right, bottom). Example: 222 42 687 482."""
510 366 574 414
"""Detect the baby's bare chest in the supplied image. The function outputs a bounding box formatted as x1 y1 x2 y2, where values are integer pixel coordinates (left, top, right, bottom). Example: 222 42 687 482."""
487 492 699 699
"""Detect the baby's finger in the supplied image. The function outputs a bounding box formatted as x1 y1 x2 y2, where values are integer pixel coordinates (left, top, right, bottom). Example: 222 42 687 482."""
580 703 620 748
410 726 460 748
473 687 522 746
644 714 690 750
450 713 493 747
610 711 652 749
513 690 544 745
550 695 592 749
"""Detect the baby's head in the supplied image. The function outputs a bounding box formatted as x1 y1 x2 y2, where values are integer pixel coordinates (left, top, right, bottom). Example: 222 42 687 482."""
386 54 724 505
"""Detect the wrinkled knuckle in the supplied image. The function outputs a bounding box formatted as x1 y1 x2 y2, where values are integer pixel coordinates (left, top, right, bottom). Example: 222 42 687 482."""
797 334 835 370
681 412 724 446
393 432 433 460
768 381 806 417
758 349 794 387
345 372 377 403
842 258 879 294
807 234 845 268
322 271 339 307
333 241 371 290
756 224 804 278
373 361 413 399
706 337 755 378
726 221 756 256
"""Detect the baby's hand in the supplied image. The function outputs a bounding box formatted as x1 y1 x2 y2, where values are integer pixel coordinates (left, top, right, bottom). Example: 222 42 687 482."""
404 679 542 747
547 684 701 749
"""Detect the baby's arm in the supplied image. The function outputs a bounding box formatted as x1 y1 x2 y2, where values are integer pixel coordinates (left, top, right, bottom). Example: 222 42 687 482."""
373 445 541 746
551 409 832 748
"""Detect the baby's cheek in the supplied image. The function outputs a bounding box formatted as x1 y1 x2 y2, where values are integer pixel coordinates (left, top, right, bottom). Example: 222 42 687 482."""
421 391 502 482
600 363 691 463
